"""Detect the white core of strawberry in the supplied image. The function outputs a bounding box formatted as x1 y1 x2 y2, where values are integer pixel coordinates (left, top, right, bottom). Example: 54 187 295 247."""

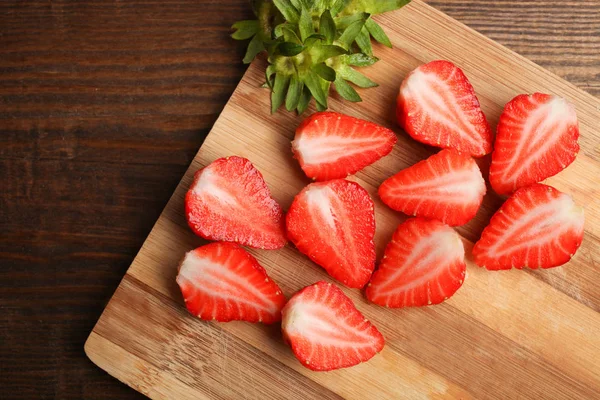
402 68 482 149
191 168 237 206
304 185 336 228
177 251 278 314
501 96 577 182
391 163 485 201
488 193 584 257
293 132 385 166
386 229 463 293
283 301 373 348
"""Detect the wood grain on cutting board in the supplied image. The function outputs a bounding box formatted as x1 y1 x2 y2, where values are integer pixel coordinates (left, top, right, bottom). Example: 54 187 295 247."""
85 1 600 398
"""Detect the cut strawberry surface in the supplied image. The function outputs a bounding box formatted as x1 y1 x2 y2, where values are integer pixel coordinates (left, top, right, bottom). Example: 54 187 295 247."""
473 184 584 270
176 242 286 323
379 149 486 226
185 156 287 250
366 218 466 308
489 93 580 195
397 60 493 157
292 111 397 181
282 281 385 371
286 179 376 289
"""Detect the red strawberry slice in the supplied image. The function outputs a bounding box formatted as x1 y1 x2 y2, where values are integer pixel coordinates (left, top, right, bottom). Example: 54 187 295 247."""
489 93 580 195
185 156 287 250
286 179 376 288
282 281 385 371
292 111 397 181
473 184 584 270
379 149 486 226
366 218 466 308
397 60 493 157
176 242 286 323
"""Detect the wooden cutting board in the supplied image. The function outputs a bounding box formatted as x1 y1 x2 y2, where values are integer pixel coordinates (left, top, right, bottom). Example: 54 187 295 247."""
85 1 600 398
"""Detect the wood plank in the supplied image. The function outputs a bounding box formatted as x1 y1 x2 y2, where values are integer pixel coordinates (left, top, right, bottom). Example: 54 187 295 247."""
86 1 600 398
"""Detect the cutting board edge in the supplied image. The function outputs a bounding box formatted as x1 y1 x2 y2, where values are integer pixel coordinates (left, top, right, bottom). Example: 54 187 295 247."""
84 332 149 398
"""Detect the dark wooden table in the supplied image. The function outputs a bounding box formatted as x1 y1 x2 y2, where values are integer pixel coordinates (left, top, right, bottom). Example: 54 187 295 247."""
1 1 598 398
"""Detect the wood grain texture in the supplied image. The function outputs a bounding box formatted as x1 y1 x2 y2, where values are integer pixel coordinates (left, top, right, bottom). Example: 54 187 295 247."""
1 0 599 399
83 1 600 399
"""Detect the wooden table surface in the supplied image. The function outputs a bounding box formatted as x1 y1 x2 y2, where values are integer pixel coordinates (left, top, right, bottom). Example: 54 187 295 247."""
1 1 598 398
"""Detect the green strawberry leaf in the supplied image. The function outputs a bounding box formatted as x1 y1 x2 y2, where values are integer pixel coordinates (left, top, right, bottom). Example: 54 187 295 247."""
356 26 373 56
335 12 368 30
338 65 378 87
278 42 305 56
304 33 326 49
286 74 303 111
271 73 291 114
312 44 348 64
299 7 315 42
273 0 300 23
331 0 352 16
358 0 411 14
265 64 277 89
338 17 367 49
319 10 336 44
365 18 392 47
243 35 266 64
313 63 336 81
231 20 260 40
334 77 362 102
275 23 302 43
347 53 379 66
297 85 312 114
304 70 328 108
290 0 303 9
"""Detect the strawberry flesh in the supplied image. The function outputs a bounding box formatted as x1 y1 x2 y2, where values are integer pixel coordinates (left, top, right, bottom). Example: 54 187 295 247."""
366 218 466 308
397 60 493 157
185 156 287 249
292 111 397 181
379 149 486 226
286 179 376 289
282 281 385 371
473 184 584 270
176 242 286 323
489 93 580 195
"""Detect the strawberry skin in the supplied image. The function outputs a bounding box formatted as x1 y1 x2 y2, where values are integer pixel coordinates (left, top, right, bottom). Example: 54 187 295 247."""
185 156 287 250
286 179 376 289
366 218 466 308
397 60 493 157
176 242 286 323
489 93 580 195
473 184 584 270
292 111 397 181
282 281 385 371
379 149 486 226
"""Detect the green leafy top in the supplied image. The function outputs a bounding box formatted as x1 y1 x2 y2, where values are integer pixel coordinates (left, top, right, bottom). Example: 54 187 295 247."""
233 0 410 114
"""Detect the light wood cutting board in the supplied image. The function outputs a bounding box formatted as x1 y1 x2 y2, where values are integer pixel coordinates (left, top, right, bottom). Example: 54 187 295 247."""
85 1 600 398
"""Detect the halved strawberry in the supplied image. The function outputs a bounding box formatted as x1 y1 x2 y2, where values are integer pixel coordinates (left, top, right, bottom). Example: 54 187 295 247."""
282 281 385 371
379 149 486 226
286 179 376 288
176 242 286 323
292 111 397 181
366 218 466 308
397 60 493 157
489 93 580 195
185 156 287 250
473 184 584 270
